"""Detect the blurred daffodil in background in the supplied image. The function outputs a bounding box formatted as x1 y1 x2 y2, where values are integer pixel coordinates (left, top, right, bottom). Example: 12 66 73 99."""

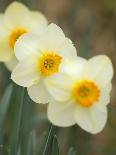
0 1 48 71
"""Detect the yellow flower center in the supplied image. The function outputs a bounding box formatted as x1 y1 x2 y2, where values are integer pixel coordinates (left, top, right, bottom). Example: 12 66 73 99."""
39 52 62 76
9 28 27 48
72 80 100 107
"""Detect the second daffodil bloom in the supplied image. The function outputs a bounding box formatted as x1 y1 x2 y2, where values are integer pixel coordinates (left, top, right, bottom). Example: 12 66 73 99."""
11 23 77 104
0 1 48 71
45 55 114 134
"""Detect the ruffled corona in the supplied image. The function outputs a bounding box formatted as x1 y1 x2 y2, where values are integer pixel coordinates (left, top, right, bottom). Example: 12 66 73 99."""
39 52 62 76
72 80 100 107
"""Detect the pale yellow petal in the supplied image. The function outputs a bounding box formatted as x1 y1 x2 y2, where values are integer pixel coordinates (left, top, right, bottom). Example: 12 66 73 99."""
0 36 13 62
55 38 77 58
60 57 87 79
28 11 48 35
47 99 76 127
99 82 112 105
5 56 18 71
0 14 13 62
0 14 10 36
0 13 4 26
14 33 41 61
45 23 65 39
34 23 65 52
86 55 113 86
4 2 31 29
74 103 107 134
27 81 51 104
11 57 40 87
45 73 72 102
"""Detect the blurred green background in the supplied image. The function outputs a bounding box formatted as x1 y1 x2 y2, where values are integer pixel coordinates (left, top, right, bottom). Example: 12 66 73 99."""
0 0 116 155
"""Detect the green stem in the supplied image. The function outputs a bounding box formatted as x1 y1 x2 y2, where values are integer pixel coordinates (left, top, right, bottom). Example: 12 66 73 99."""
43 125 56 155
9 84 25 155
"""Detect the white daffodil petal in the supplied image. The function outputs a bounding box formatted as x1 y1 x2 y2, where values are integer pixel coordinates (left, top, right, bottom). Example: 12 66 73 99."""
11 58 40 87
0 14 5 32
99 82 112 105
31 11 48 25
14 33 41 61
5 56 18 71
74 104 107 134
86 55 113 86
35 23 66 52
56 38 77 58
0 14 12 62
4 2 31 28
0 36 13 62
45 73 72 102
45 23 65 40
0 26 10 37
0 13 3 19
47 100 76 127
27 81 51 104
28 11 48 35
60 57 87 79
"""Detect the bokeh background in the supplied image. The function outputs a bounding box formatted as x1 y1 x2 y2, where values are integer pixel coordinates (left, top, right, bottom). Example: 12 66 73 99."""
0 0 116 155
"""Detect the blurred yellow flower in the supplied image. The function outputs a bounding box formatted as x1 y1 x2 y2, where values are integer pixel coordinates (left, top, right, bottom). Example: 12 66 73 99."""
0 2 48 71
11 23 77 104
45 55 114 134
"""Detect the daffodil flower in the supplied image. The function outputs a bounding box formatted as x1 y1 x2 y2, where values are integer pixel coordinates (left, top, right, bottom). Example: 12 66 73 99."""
11 23 77 104
0 2 48 71
45 55 114 134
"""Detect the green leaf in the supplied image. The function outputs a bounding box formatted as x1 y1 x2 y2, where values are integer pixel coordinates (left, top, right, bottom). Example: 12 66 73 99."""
26 130 36 155
19 91 36 155
51 135 59 155
0 84 13 130
0 84 13 153
36 132 47 155
43 125 56 155
9 84 25 155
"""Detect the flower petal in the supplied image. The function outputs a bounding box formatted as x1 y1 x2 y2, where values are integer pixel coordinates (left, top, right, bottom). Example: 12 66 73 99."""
5 56 18 71
99 82 112 105
74 104 107 134
0 15 13 62
0 36 13 62
47 99 76 127
86 55 113 86
0 13 3 19
56 38 77 58
0 14 4 33
11 57 40 87
4 2 31 29
44 23 65 40
27 81 51 104
45 73 72 102
28 11 48 35
14 33 41 60
33 23 66 52
60 57 87 79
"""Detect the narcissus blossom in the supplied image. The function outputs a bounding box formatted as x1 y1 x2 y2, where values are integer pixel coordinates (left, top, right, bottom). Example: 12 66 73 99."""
45 55 113 134
0 2 48 71
11 23 77 104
